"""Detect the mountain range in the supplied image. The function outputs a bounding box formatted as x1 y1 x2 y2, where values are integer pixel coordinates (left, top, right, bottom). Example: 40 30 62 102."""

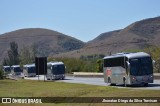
0 16 160 62
0 28 84 62
54 16 160 58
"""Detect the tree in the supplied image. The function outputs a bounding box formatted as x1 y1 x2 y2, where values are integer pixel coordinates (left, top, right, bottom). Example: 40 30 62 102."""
2 58 9 66
19 45 33 65
6 42 19 65
31 43 39 61
96 59 103 72
0 65 4 79
144 46 160 73
19 43 41 65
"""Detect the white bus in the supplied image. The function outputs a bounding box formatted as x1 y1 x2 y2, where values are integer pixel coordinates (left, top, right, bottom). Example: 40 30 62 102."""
3 66 11 77
46 62 65 80
23 64 36 77
11 65 23 77
103 52 154 87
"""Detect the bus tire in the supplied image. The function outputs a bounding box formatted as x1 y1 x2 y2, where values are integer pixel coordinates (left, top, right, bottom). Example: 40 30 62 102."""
123 78 127 87
144 83 148 87
108 77 111 83
110 83 116 86
108 77 116 86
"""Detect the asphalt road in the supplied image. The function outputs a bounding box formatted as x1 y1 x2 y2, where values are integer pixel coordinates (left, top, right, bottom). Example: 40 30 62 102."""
25 75 160 90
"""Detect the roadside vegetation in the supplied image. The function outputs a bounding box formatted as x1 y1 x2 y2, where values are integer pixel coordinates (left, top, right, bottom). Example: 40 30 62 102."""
48 54 104 73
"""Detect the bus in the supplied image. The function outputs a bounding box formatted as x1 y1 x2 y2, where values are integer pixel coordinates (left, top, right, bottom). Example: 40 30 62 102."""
3 66 11 77
11 65 23 77
103 52 154 87
23 64 36 77
46 62 65 80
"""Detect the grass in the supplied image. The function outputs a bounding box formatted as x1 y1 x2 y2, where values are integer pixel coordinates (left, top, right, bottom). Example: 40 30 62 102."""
0 79 159 106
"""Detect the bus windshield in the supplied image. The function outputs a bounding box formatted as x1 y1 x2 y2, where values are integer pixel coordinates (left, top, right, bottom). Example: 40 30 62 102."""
129 57 153 76
28 67 35 73
4 67 11 72
14 67 22 72
52 65 65 74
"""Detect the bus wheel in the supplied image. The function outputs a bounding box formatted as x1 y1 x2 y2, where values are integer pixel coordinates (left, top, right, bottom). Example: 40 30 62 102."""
123 78 127 87
108 77 116 86
144 83 148 87
110 83 116 86
108 77 111 83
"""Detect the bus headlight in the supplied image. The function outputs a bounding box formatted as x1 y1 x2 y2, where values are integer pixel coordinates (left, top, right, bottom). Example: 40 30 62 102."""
132 76 136 81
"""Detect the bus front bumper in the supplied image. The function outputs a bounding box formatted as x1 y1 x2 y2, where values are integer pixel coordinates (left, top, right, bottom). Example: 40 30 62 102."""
130 75 153 84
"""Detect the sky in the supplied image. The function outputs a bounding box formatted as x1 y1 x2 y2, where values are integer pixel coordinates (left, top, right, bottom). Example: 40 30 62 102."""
0 0 160 42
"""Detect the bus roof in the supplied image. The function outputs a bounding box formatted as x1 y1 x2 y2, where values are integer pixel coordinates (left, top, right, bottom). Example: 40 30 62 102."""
11 65 20 67
23 64 35 67
103 52 150 59
47 62 64 66
3 66 10 68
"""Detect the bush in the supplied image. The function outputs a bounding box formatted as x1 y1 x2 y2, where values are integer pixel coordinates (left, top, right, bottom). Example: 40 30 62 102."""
0 70 4 79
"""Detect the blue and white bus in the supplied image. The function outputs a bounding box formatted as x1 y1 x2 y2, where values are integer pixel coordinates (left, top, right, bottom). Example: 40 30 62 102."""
46 62 65 80
23 64 36 77
3 66 11 77
11 65 23 77
103 52 154 86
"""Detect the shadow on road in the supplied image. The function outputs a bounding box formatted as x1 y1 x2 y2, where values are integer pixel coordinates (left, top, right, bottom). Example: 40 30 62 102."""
115 83 160 88
40 78 73 82
147 83 160 87
49 78 73 81
62 78 73 80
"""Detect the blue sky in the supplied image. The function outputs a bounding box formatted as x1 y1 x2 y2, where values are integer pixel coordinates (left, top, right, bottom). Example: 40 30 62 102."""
0 0 160 42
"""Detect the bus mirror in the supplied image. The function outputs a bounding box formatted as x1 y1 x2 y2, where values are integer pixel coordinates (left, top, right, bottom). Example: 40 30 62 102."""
152 60 155 65
126 61 130 69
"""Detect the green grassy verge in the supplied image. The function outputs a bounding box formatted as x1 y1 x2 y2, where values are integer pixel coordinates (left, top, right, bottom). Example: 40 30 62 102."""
0 79 159 106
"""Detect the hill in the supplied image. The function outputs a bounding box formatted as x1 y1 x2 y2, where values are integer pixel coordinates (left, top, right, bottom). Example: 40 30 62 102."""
0 28 85 62
54 16 160 58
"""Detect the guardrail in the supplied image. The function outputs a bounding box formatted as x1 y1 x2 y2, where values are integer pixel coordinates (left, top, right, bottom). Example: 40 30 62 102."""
154 73 160 79
73 72 160 79
73 72 103 78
